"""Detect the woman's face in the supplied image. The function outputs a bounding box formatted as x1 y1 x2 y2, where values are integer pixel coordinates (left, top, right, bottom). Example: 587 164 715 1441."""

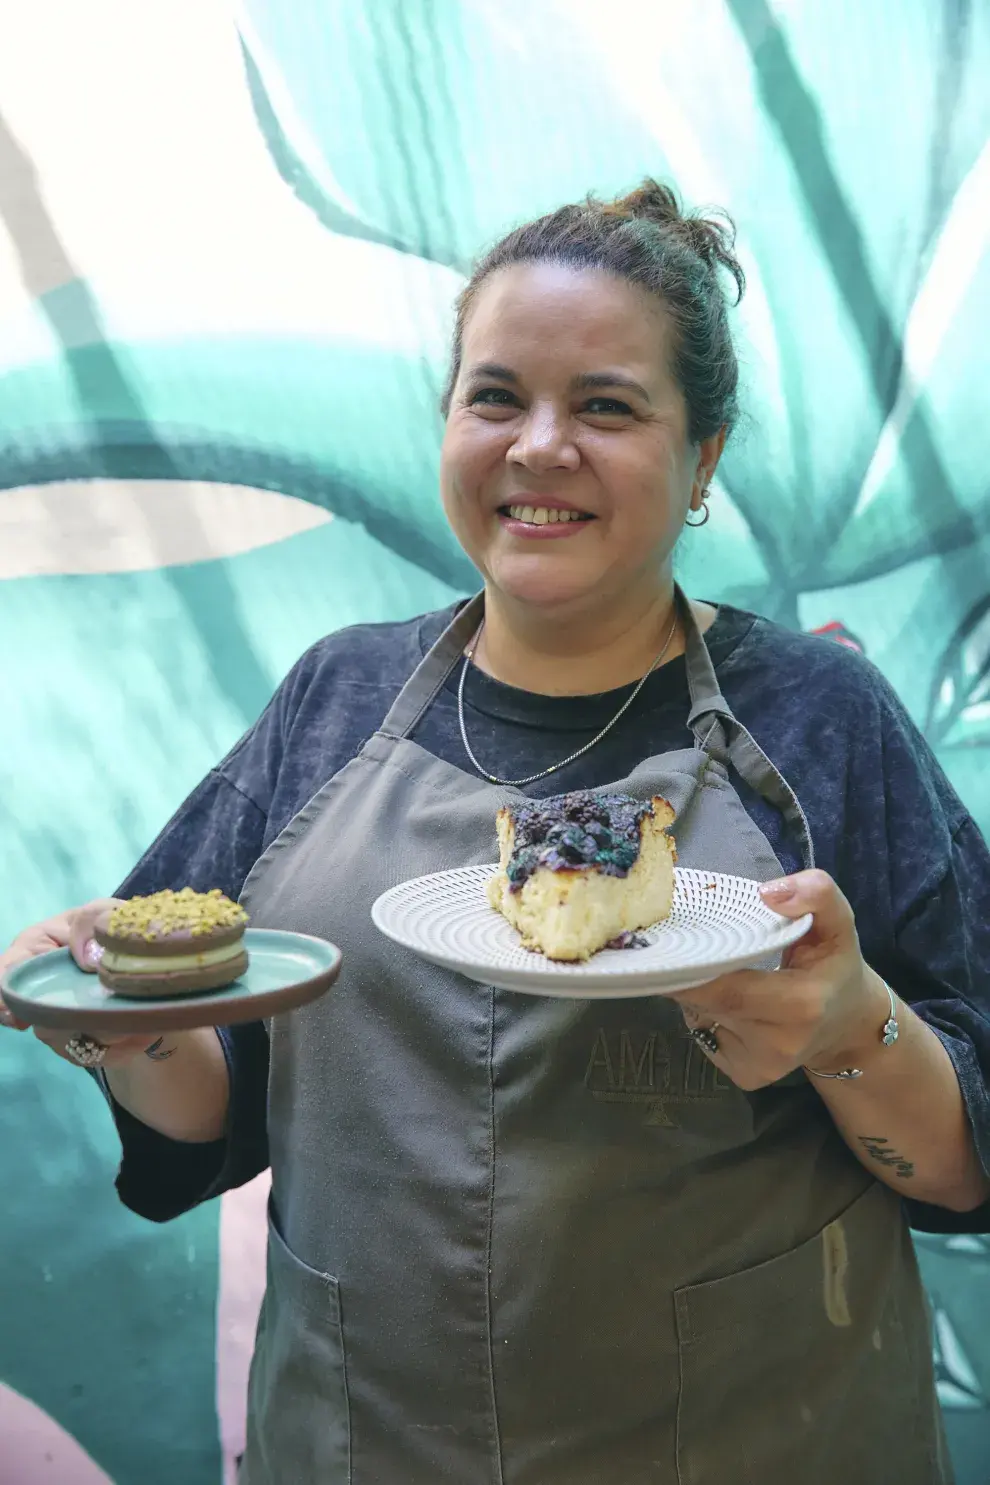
441 263 724 616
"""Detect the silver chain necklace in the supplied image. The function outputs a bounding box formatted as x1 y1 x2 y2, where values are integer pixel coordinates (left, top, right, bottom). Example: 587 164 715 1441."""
457 608 680 787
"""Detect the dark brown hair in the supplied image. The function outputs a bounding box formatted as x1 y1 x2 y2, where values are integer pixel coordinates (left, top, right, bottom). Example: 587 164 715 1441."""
442 180 745 444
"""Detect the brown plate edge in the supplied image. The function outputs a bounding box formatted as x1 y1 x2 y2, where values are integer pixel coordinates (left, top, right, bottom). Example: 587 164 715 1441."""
1 947 342 1035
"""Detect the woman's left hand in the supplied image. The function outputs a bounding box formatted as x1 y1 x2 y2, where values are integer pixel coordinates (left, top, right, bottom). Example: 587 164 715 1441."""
671 869 890 1090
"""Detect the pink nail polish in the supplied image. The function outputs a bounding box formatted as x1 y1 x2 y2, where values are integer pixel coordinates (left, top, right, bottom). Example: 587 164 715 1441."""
761 879 795 901
84 940 104 967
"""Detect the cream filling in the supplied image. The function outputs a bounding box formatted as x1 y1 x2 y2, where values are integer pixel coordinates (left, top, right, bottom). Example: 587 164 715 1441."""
101 941 245 975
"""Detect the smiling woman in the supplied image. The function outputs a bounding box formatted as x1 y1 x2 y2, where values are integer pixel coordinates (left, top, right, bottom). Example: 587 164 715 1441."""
443 264 711 639
439 184 739 695
4 178 990 1485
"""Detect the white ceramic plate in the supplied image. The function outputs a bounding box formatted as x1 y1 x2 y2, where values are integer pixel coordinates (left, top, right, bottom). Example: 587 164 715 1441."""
372 866 812 998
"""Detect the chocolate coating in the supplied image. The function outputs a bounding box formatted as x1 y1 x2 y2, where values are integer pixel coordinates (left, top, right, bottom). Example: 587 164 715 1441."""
95 914 246 957
93 888 249 998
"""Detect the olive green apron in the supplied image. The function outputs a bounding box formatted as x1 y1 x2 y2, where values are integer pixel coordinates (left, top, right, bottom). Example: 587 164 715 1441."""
238 591 949 1484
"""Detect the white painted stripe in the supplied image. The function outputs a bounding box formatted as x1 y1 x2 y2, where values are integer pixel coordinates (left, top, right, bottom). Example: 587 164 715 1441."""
0 0 462 335
0 1384 114 1483
0 240 458 370
561 0 788 438
235 5 369 223
216 1171 271 1485
852 136 990 520
0 481 331 578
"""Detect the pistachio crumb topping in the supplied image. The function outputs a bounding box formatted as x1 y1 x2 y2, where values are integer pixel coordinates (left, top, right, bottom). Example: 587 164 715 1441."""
107 887 248 942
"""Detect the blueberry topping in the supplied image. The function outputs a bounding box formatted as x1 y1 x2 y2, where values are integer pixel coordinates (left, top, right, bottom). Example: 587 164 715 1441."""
605 930 651 950
504 790 651 891
505 844 540 887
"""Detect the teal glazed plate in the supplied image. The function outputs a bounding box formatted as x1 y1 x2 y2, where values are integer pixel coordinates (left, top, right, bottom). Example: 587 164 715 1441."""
0 929 342 1034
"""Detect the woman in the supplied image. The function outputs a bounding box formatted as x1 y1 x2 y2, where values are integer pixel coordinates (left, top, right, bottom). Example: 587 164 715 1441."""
4 182 990 1485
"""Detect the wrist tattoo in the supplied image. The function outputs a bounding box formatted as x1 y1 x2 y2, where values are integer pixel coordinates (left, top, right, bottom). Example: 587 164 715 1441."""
858 1135 914 1179
144 1037 175 1061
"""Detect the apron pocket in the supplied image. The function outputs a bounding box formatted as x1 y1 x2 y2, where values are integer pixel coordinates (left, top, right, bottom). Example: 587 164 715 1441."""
673 1180 940 1485
242 1199 351 1484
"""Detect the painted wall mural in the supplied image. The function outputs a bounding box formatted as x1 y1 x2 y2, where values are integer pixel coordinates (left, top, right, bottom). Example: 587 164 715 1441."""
1 1 988 1480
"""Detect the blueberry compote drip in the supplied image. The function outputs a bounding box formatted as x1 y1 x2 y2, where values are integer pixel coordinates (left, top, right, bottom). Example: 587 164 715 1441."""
505 790 650 893
605 930 651 951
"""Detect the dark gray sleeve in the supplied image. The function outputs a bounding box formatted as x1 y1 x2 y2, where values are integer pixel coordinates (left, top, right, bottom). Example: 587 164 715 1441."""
99 769 273 1220
92 621 406 1220
102 1021 270 1224
892 818 990 1235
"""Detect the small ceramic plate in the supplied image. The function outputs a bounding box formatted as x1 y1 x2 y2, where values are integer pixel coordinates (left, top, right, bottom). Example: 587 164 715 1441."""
372 866 812 998
0 929 342 1033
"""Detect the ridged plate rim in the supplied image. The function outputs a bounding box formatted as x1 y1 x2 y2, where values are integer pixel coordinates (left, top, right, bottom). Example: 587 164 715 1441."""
372 866 812 998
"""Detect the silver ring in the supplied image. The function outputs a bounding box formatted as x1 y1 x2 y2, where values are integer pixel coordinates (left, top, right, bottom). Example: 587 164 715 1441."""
687 1022 720 1056
64 1034 108 1068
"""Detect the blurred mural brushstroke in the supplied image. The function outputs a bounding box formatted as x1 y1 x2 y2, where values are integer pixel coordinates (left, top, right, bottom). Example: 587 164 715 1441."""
0 0 987 1480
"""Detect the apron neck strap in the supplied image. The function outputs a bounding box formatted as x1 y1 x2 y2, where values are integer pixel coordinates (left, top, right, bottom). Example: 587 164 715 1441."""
379 587 815 870
680 587 729 734
379 594 485 742
387 589 706 743
681 590 815 870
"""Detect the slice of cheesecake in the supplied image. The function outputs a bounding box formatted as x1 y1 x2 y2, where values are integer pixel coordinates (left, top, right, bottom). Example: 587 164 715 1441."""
486 790 676 962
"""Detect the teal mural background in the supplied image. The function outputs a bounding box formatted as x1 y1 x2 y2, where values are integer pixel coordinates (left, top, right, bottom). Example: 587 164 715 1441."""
1 1 988 1480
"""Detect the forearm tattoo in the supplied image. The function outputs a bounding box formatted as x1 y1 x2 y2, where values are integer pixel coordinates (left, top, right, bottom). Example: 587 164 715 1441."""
144 1036 175 1061
857 1135 915 1179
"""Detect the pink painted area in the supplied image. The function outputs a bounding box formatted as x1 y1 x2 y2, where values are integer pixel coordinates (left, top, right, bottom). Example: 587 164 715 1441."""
216 1170 271 1485
0 1384 114 1484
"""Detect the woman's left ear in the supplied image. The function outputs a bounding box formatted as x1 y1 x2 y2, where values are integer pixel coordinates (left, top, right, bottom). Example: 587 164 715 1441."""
693 427 727 504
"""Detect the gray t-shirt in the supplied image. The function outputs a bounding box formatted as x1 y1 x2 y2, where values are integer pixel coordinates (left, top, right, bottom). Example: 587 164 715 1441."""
108 602 990 1233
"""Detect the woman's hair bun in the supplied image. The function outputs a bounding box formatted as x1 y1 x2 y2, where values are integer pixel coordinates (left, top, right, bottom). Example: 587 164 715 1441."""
602 180 682 228
602 179 745 302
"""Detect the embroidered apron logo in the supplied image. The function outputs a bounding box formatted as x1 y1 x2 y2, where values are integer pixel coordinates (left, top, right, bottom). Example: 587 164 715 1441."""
584 1026 731 1125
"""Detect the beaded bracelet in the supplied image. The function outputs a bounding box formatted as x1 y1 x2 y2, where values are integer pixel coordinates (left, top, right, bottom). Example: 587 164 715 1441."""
804 983 899 1081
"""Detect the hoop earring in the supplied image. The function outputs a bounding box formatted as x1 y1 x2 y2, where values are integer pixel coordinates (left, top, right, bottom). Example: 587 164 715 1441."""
685 500 710 528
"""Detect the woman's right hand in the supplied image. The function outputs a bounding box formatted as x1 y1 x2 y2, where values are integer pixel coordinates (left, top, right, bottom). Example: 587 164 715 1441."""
0 899 164 1066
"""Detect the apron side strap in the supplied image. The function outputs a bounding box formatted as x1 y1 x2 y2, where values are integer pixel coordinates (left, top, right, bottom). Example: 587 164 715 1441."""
726 721 816 871
689 666 815 871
